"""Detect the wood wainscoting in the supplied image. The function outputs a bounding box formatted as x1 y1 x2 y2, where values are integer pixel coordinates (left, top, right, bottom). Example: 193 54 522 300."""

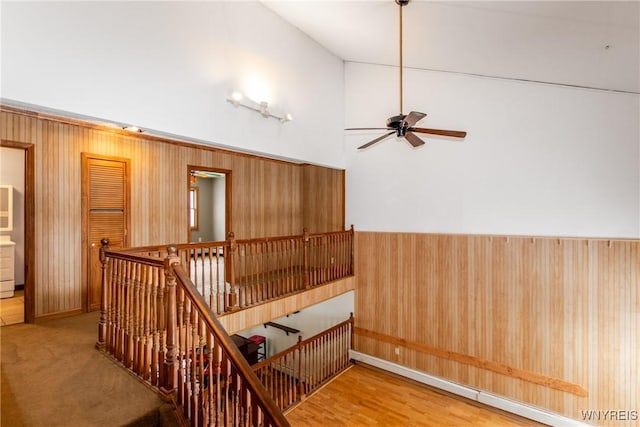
0 106 345 318
354 231 638 426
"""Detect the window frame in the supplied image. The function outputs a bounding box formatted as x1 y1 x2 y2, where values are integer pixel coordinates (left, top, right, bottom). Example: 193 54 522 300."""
189 186 199 231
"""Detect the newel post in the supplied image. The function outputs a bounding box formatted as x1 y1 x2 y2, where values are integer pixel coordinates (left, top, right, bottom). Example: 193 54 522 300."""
349 312 354 351
96 238 110 350
297 335 305 399
303 228 310 289
161 245 180 395
349 224 355 276
226 231 238 311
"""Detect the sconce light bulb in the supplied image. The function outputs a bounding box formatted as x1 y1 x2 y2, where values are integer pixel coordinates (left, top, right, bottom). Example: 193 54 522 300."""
229 91 243 106
282 113 293 123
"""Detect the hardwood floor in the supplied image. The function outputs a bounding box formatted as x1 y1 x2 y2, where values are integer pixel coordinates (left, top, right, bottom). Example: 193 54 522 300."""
286 364 547 426
0 289 24 326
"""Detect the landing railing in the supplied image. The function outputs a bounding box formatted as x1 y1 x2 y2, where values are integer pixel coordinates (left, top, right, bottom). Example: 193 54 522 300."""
97 245 289 426
115 227 354 314
252 314 354 412
96 228 354 426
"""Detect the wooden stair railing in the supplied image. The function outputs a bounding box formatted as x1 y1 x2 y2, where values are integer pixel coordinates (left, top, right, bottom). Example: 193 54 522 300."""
169 248 288 426
97 242 289 427
109 226 354 315
252 314 354 412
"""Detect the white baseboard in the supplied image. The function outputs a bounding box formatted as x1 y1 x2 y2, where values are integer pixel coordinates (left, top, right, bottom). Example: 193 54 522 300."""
349 351 588 427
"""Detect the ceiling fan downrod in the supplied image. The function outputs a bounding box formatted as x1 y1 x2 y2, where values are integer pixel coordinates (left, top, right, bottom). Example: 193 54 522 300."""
396 0 409 116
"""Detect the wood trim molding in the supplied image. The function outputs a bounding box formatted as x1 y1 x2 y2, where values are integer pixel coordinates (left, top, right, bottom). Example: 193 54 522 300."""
354 326 589 397
0 139 35 323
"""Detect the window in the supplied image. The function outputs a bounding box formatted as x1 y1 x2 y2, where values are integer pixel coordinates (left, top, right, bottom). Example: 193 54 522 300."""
189 186 199 230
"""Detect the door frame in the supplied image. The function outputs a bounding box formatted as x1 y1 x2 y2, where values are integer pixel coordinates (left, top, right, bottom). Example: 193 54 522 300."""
0 140 35 323
81 153 131 312
186 165 232 242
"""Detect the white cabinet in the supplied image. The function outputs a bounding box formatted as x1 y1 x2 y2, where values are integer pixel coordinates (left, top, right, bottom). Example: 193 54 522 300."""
0 185 13 232
0 241 16 298
0 185 15 298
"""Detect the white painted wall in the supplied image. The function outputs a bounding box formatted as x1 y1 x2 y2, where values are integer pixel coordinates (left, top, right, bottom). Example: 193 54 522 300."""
0 147 25 285
344 62 640 238
0 2 345 167
236 291 354 358
213 176 226 241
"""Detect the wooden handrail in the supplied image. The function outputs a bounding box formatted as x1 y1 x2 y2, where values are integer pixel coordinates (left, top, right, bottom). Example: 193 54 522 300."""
299 312 354 347
102 249 165 267
112 227 354 256
264 322 300 336
308 227 354 238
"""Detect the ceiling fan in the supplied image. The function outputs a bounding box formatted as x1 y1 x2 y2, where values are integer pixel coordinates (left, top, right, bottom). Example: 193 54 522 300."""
346 0 467 150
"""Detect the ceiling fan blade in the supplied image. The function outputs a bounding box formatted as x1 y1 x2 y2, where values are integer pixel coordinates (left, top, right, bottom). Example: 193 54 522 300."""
404 131 425 148
345 127 392 131
358 131 395 150
410 127 467 138
403 111 426 128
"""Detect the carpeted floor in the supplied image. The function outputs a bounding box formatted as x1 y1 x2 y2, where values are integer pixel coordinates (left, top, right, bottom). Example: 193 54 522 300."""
0 311 178 427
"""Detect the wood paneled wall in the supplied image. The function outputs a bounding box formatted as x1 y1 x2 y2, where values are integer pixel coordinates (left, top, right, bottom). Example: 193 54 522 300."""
302 164 345 233
354 231 639 425
0 107 344 317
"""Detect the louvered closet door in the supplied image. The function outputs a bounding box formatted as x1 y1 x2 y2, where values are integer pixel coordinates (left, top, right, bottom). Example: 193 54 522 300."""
82 154 130 312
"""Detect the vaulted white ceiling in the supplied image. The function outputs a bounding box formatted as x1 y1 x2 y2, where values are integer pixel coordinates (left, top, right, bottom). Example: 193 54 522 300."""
263 1 640 93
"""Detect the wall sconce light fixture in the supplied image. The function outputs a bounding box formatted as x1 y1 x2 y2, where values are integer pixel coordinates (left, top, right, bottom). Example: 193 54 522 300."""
122 125 144 133
226 91 292 123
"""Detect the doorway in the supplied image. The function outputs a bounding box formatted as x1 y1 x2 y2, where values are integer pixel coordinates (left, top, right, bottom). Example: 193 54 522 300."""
0 140 34 324
82 153 131 312
187 166 231 243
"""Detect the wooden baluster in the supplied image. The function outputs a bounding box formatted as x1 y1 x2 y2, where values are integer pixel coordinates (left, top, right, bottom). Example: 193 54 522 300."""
114 260 121 358
349 312 354 355
259 241 264 302
190 309 199 425
226 232 237 311
142 265 152 380
125 261 133 367
107 257 117 353
296 335 304 403
250 242 256 305
133 262 142 374
217 246 223 314
118 260 127 361
161 244 179 394
208 248 215 312
291 238 296 293
303 228 310 289
158 267 167 387
254 241 259 304
97 238 110 350
178 291 185 407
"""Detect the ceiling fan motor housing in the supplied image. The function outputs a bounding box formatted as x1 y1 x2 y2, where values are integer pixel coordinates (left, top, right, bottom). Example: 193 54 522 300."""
386 114 405 129
387 114 408 136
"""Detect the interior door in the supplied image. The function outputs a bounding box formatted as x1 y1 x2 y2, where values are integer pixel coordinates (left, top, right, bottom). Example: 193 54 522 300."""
82 154 130 312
